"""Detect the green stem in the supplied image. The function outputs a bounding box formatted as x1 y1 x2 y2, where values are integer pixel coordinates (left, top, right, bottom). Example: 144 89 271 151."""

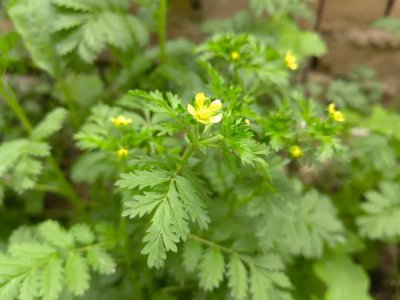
47 156 86 216
199 134 223 146
157 0 167 63
188 234 237 256
0 84 32 133
174 143 196 175
1 81 85 217
57 79 80 129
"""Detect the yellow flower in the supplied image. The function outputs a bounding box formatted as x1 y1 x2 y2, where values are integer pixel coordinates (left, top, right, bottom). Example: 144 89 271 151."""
116 148 129 159
328 103 336 115
332 111 345 122
187 92 223 124
327 103 345 122
231 51 240 61
111 115 132 127
289 145 303 158
284 50 298 70
245 119 251 125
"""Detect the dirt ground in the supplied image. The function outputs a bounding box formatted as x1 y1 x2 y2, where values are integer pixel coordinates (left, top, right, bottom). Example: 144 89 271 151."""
169 0 400 98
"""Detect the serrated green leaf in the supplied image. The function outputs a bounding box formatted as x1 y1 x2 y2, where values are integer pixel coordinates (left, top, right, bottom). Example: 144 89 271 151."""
40 256 63 300
176 176 210 229
19 269 39 300
7 0 59 76
31 108 68 140
38 220 75 249
116 169 171 190
199 247 225 291
69 224 95 245
228 254 248 300
51 1 149 63
0 139 28 177
86 247 116 275
65 252 90 296
357 182 400 239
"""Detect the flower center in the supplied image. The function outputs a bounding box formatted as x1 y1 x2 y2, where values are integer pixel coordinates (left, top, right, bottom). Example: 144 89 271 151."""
197 108 211 120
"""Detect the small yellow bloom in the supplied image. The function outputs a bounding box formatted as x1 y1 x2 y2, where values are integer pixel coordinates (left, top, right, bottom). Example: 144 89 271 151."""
327 103 345 122
328 103 336 115
332 111 345 122
187 93 223 125
245 119 251 125
116 148 129 159
231 51 240 61
289 145 303 158
284 50 298 70
111 115 132 127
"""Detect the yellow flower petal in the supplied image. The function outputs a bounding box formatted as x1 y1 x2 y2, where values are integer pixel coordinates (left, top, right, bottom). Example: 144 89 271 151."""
210 113 223 124
289 145 302 158
285 51 298 70
209 99 222 112
231 51 240 61
187 104 197 116
195 92 205 109
333 111 345 122
116 148 129 159
328 103 336 115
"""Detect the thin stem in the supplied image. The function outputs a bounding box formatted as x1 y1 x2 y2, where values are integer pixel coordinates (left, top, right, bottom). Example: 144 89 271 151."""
174 142 196 175
314 0 326 31
57 79 80 129
47 156 86 216
188 234 237 256
384 0 397 16
0 84 33 133
157 0 168 63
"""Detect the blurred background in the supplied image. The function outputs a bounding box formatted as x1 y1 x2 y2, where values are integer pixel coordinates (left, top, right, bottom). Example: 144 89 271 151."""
166 0 400 99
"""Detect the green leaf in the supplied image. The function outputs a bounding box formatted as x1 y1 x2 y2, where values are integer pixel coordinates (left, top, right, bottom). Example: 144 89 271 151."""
86 247 116 275
7 0 59 76
31 108 68 140
0 139 28 176
175 176 210 229
116 169 171 190
250 266 270 300
314 252 373 300
140 183 189 268
65 252 90 295
198 247 225 291
119 171 210 269
38 220 75 249
357 182 400 240
40 256 63 300
51 0 149 63
250 188 344 258
182 239 203 273
0 221 115 299
69 224 95 245
19 269 39 300
228 254 248 300
360 106 400 140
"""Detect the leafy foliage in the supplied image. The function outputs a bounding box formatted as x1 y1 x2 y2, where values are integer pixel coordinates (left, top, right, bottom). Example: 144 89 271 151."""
249 186 344 258
2 0 399 299
0 108 67 193
314 251 373 300
357 182 400 240
7 0 60 76
0 220 115 300
51 0 149 63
